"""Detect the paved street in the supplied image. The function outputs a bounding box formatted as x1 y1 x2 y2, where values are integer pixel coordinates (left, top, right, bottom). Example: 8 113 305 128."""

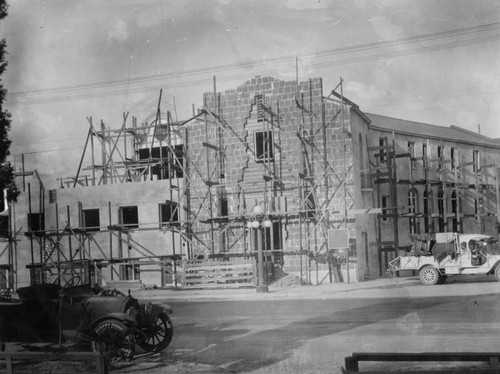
110 275 500 373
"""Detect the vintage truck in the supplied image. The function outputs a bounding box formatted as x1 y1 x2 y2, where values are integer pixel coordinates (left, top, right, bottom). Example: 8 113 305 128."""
388 233 500 285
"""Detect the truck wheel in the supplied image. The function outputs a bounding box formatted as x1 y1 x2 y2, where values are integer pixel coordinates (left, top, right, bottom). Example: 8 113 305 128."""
494 264 500 281
91 319 135 367
138 313 173 353
419 266 439 286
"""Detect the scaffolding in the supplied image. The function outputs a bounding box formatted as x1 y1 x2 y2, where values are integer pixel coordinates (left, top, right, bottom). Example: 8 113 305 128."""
14 77 364 286
363 129 500 276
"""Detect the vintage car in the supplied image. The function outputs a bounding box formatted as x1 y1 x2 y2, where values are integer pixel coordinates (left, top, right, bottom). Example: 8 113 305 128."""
0 259 173 365
388 233 500 285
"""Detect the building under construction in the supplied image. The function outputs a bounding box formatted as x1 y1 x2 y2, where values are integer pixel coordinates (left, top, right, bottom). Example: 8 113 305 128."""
1 75 500 290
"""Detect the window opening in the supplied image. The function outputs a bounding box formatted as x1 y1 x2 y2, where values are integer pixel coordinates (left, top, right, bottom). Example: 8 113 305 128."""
437 189 445 232
139 145 184 179
83 208 100 232
159 202 179 227
379 138 387 163
28 212 45 232
263 221 283 251
408 141 415 168
119 206 139 229
219 196 228 218
451 190 459 232
381 195 390 222
450 147 457 170
437 146 443 171
255 130 273 162
424 189 432 232
408 188 418 234
120 264 140 280
473 150 480 173
305 192 316 219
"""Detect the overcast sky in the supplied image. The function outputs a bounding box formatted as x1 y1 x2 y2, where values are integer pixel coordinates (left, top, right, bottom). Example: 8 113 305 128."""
1 0 500 188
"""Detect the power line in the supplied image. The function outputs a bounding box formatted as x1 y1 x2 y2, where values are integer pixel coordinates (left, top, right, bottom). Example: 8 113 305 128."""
10 21 500 98
7 22 500 105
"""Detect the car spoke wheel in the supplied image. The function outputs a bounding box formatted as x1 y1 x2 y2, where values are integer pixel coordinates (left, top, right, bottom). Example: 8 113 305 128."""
91 320 135 367
419 266 439 286
138 313 173 353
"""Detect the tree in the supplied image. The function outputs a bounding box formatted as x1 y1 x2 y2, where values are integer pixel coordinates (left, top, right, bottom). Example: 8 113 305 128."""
0 0 18 203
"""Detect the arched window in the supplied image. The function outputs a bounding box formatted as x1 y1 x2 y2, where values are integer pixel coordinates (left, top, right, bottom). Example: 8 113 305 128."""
408 188 419 234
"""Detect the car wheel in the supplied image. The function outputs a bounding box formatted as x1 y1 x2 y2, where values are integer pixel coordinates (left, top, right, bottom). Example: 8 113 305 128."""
91 319 135 367
494 264 500 281
419 266 439 286
138 313 173 353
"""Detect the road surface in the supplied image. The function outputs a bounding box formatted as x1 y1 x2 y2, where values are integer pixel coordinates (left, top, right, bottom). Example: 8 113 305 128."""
113 276 500 373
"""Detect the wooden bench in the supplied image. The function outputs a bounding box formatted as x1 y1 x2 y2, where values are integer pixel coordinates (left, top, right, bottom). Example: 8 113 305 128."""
343 352 500 374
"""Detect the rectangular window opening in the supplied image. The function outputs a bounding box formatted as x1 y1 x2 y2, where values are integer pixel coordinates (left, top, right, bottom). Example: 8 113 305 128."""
120 264 140 281
437 146 443 170
379 138 387 163
422 144 427 168
263 221 283 251
83 208 100 232
255 130 274 162
28 212 45 232
381 196 390 222
219 197 228 218
159 202 180 227
139 145 184 180
120 206 139 229
473 150 480 173
451 147 457 170
408 141 415 167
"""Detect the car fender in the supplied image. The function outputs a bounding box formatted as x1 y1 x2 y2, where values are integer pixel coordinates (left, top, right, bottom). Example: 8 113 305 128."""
487 259 500 274
417 264 439 273
418 264 448 277
88 312 137 330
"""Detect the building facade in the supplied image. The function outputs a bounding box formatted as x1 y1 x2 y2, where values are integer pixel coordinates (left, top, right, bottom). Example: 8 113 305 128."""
1 76 499 290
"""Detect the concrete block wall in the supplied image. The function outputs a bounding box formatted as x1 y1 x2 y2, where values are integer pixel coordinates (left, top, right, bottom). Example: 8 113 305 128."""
185 76 358 279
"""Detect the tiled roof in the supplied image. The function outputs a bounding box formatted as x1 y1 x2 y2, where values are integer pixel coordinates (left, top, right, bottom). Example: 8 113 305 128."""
365 113 500 148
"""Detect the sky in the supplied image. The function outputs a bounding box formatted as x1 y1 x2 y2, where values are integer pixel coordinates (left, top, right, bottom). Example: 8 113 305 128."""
1 0 500 189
